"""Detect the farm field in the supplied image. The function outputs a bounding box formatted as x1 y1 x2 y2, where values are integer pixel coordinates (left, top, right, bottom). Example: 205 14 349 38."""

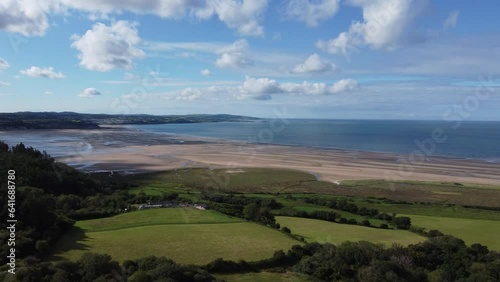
52 208 300 264
76 207 244 232
276 216 425 246
403 214 500 250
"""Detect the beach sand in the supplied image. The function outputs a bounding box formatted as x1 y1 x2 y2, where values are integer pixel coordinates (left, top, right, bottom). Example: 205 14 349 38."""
2 127 500 186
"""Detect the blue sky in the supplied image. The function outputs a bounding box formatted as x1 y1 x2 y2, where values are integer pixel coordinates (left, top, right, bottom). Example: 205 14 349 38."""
0 0 499 120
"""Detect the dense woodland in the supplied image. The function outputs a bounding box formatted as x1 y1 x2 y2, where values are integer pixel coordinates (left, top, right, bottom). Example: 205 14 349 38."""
1 142 499 281
0 112 258 130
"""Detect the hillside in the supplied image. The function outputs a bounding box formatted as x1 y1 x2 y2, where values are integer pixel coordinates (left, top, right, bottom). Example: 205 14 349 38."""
0 112 259 130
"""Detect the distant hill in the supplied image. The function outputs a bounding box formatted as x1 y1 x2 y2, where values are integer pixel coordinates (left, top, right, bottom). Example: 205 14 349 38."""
0 112 260 130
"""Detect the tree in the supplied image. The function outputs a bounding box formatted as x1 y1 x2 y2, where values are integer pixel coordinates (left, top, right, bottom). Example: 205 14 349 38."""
77 253 121 282
361 220 371 227
393 217 412 230
282 226 291 234
243 203 259 221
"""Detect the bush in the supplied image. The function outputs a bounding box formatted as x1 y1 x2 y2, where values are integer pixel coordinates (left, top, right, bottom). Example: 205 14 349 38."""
281 226 291 234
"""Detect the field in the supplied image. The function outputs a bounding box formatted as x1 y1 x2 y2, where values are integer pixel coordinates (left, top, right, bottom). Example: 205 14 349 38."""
76 207 244 232
276 216 425 246
98 168 500 207
86 168 500 257
52 208 300 265
403 214 500 250
219 272 313 282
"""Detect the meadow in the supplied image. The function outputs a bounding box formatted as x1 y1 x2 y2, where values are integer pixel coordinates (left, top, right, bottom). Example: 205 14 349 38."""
52 208 300 265
76 207 243 232
276 216 425 246
48 166 497 273
218 272 313 282
101 167 500 207
402 214 500 250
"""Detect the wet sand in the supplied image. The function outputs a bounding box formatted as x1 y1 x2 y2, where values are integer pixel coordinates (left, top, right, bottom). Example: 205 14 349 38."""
2 127 500 186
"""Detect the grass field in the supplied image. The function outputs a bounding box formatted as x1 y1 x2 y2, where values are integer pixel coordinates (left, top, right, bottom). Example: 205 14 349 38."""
219 272 312 282
52 208 300 265
276 216 425 246
76 208 244 232
403 214 500 250
96 168 500 207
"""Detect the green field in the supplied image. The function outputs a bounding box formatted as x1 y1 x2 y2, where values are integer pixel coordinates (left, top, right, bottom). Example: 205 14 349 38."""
52 208 300 265
76 208 244 232
403 214 500 250
219 272 312 282
276 216 425 246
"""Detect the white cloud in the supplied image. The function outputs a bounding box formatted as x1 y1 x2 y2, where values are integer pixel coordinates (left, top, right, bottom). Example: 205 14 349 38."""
20 66 65 79
44 91 54 95
201 69 212 76
206 0 268 36
79 87 102 98
59 0 267 36
443 10 459 31
241 76 281 96
0 58 10 69
283 0 340 27
329 79 359 93
0 0 55 36
71 21 145 71
317 0 421 54
241 76 358 99
0 81 11 86
292 53 336 74
161 76 359 101
215 39 251 69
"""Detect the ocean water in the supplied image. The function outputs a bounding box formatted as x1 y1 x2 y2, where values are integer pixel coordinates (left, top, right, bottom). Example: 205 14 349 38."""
127 119 500 162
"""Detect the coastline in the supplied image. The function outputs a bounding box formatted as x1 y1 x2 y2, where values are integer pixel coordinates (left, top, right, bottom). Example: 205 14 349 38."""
1 127 500 186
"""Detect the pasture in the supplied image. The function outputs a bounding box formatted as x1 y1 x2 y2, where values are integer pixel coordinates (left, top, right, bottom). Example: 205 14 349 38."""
403 214 500 250
98 168 500 207
219 272 312 282
276 216 425 246
52 208 300 265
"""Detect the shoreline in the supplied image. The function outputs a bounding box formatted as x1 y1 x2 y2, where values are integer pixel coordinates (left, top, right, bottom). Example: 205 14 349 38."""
1 127 500 186
123 125 500 166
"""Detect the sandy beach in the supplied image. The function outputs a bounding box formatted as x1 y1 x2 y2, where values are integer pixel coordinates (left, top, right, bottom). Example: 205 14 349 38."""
2 127 500 186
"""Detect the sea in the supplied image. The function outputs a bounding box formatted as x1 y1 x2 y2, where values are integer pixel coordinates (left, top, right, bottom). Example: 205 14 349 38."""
126 119 500 163
1 119 499 163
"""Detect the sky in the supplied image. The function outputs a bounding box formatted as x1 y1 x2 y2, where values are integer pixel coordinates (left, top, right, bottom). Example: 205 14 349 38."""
0 0 499 120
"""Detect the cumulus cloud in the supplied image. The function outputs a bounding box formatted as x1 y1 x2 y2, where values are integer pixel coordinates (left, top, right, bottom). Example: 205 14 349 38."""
199 0 268 36
71 21 145 71
79 87 102 98
59 0 268 36
0 0 55 36
240 76 280 100
292 53 336 74
20 66 65 79
443 10 459 31
0 81 11 86
163 76 358 101
239 76 358 99
283 0 340 27
317 0 423 55
200 69 212 76
215 39 251 69
0 58 10 69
